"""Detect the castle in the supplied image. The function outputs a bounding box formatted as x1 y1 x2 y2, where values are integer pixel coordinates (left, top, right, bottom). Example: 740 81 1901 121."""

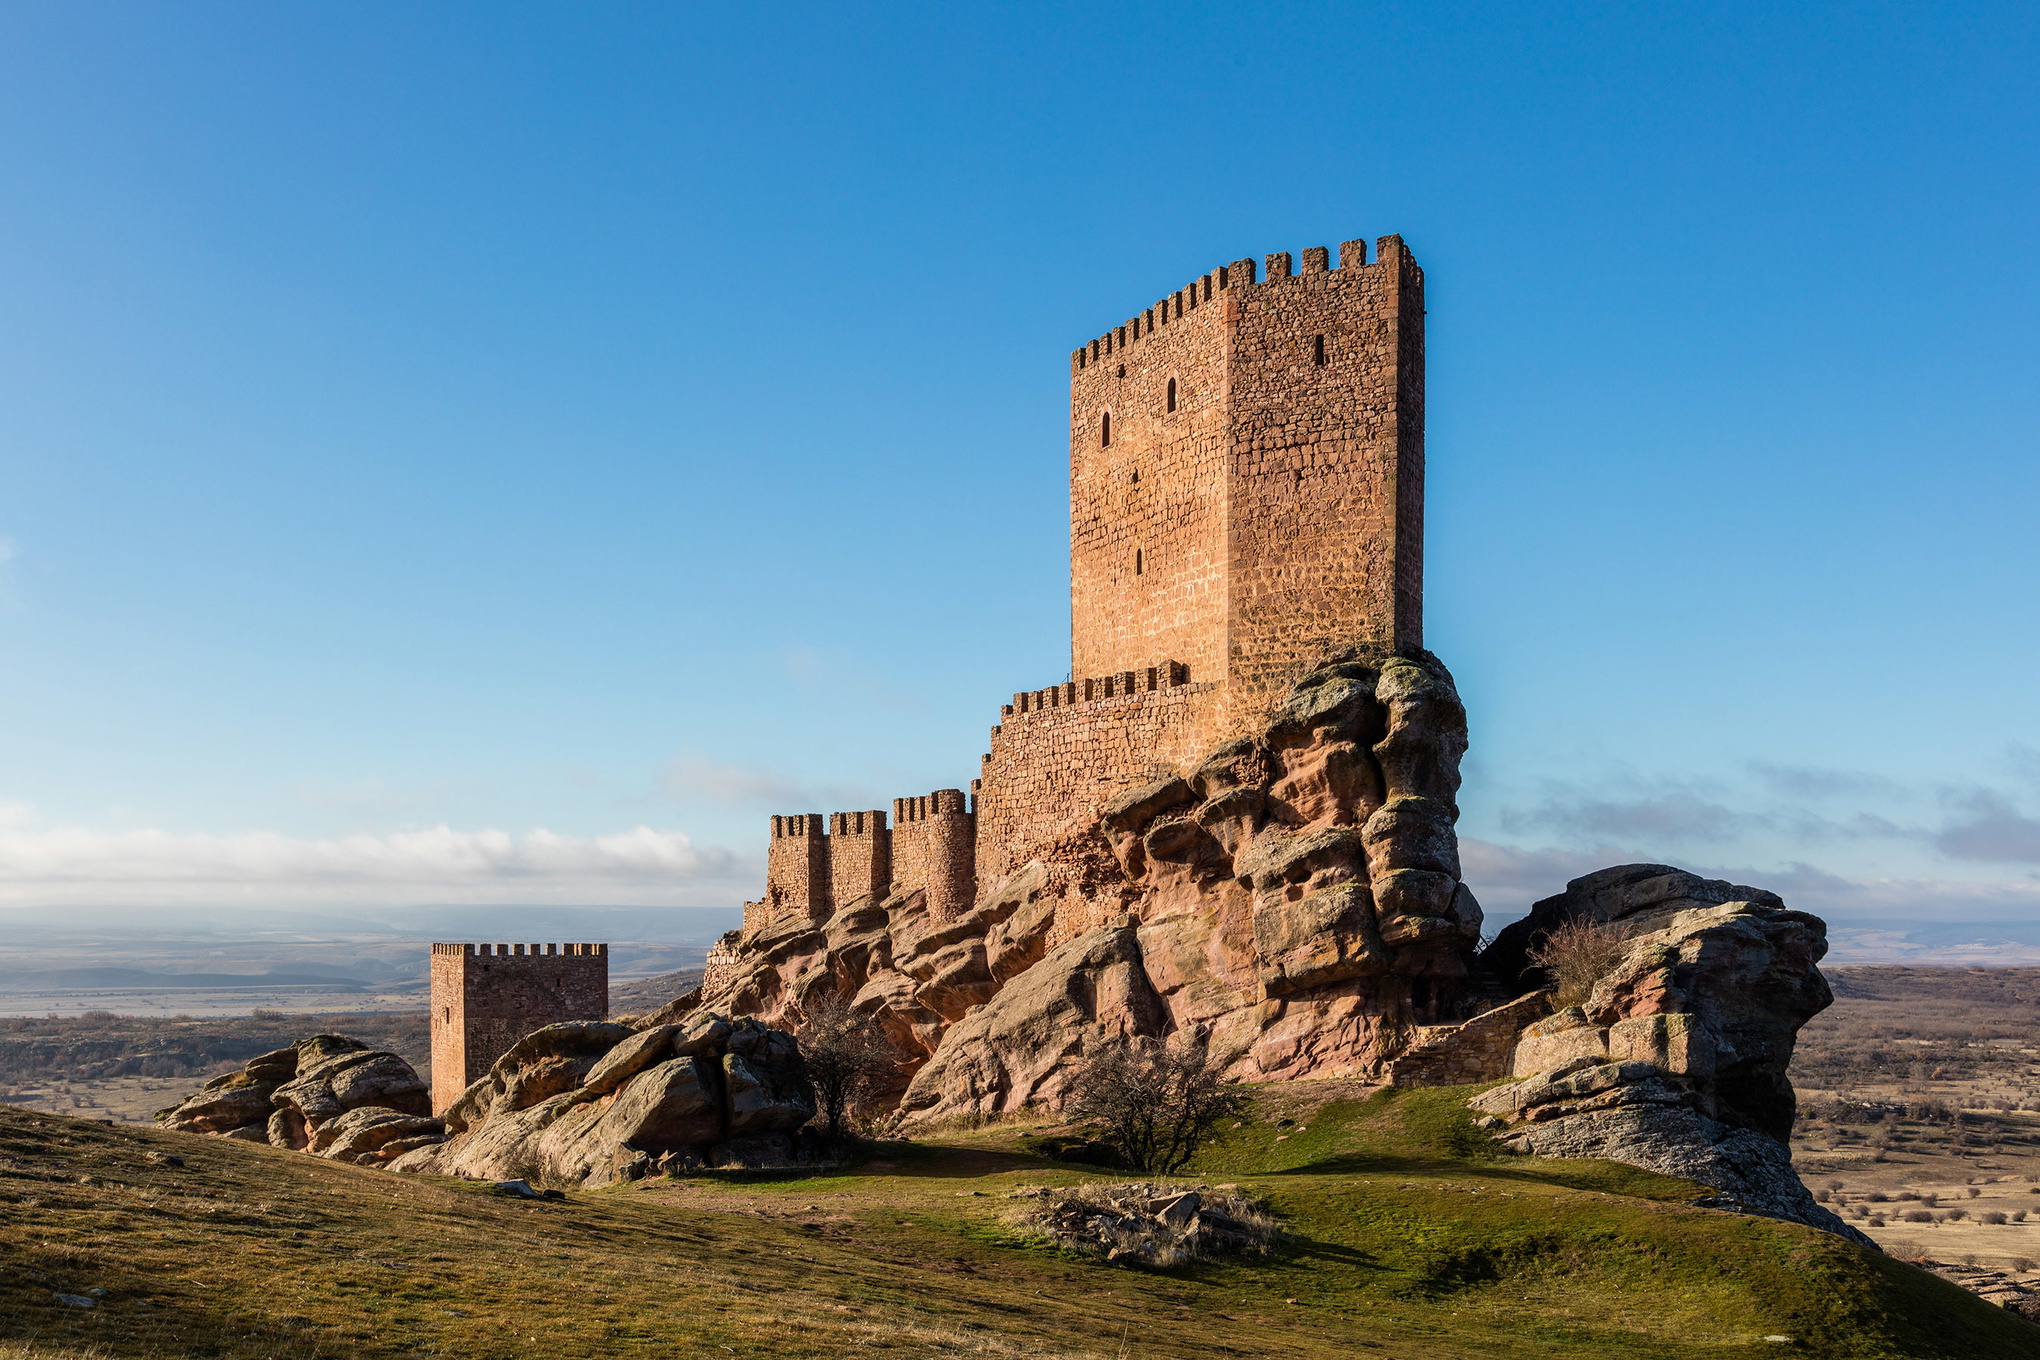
711 233 1426 979
427 942 608 1113
431 233 1425 1107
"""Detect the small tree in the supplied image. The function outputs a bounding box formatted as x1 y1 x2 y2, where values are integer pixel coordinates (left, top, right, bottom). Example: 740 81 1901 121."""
1526 915 1627 1007
1065 1037 1245 1175
795 995 898 1142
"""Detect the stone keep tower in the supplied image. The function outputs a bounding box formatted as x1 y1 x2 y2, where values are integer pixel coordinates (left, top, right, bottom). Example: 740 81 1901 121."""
1068 235 1424 746
428 942 608 1113
740 233 1425 918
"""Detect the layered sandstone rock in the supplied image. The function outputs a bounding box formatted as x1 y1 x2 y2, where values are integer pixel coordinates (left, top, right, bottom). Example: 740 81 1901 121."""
155 1034 444 1166
1467 866 1867 1244
662 652 1482 1126
390 1013 815 1185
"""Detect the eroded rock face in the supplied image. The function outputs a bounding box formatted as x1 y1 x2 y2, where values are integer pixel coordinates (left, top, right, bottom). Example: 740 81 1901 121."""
673 652 1482 1126
391 1013 815 1185
155 1035 442 1165
1467 867 1860 1243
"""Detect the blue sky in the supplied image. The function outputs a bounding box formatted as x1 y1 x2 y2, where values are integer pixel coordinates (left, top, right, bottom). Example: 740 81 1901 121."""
0 1 2035 926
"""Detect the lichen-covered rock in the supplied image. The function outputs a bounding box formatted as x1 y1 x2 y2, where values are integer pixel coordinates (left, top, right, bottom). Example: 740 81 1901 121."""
1467 868 1857 1243
156 1034 446 1163
391 1012 815 1186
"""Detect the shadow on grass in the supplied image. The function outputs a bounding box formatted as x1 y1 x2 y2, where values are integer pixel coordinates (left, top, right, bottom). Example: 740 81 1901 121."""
1264 1150 1705 1198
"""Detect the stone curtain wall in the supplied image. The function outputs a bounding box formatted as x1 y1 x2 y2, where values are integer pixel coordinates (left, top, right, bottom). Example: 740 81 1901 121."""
973 671 1217 885
428 943 609 1113
1223 237 1424 722
1069 270 1232 703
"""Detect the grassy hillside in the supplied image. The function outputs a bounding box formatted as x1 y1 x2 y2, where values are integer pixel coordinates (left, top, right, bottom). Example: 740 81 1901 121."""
0 1087 2033 1360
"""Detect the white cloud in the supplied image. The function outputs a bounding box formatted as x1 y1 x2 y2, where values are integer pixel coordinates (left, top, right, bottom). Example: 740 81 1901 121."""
0 819 751 907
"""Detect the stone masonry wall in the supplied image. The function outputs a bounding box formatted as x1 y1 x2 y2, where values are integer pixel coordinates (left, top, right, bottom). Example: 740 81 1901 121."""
827 810 891 910
1067 236 1424 754
1223 237 1424 724
1069 270 1231 704
765 814 828 918
973 665 1217 886
891 790 976 921
429 942 608 1113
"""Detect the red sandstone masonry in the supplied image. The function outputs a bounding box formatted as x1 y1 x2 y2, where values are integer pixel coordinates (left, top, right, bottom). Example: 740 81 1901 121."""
892 790 976 921
749 792 978 931
828 810 891 910
1069 236 1424 752
766 814 828 919
428 942 608 1114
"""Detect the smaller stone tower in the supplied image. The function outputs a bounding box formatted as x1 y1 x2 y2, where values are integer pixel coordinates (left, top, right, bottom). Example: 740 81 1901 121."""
428 942 608 1113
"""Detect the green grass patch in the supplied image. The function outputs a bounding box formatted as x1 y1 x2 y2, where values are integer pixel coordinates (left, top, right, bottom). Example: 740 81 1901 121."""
0 1096 2033 1359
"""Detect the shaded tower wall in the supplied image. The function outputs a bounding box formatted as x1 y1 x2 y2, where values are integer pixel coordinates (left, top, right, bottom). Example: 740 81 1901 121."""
428 942 608 1114
1221 237 1424 716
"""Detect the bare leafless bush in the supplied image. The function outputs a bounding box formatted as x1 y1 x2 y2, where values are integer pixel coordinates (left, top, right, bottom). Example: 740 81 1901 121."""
794 995 900 1142
1526 917 1628 1007
1065 1038 1246 1175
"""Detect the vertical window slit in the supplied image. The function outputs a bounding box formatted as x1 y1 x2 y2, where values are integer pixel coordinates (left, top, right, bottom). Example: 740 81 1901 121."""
1166 378 1177 412
1101 411 1111 447
1314 334 1327 366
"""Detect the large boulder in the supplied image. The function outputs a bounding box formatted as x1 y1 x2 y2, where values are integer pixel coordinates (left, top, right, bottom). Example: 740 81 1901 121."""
392 1012 815 1186
156 1034 445 1164
1466 869 1859 1243
894 917 1168 1126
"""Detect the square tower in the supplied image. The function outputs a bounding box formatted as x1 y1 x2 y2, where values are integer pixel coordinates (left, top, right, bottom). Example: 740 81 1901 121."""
428 942 608 1113
1068 236 1424 745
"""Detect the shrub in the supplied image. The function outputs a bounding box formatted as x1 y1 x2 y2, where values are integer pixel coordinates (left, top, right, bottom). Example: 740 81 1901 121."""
793 996 900 1142
1526 917 1628 1007
1943 1209 1967 1222
1902 1210 1934 1223
1065 1038 1246 1175
1869 1216 1887 1227
2014 1256 2036 1272
1983 1211 2008 1225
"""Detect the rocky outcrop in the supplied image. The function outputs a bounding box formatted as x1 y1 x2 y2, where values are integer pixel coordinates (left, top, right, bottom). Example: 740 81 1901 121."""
156 1034 444 1166
1467 866 1864 1244
665 652 1482 1126
1007 1182 1277 1267
390 1013 816 1186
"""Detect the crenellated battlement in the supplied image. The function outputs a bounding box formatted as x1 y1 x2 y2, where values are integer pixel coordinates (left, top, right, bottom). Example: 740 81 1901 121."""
1068 237 1418 376
430 942 607 958
749 786 979 932
1001 661 1191 721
